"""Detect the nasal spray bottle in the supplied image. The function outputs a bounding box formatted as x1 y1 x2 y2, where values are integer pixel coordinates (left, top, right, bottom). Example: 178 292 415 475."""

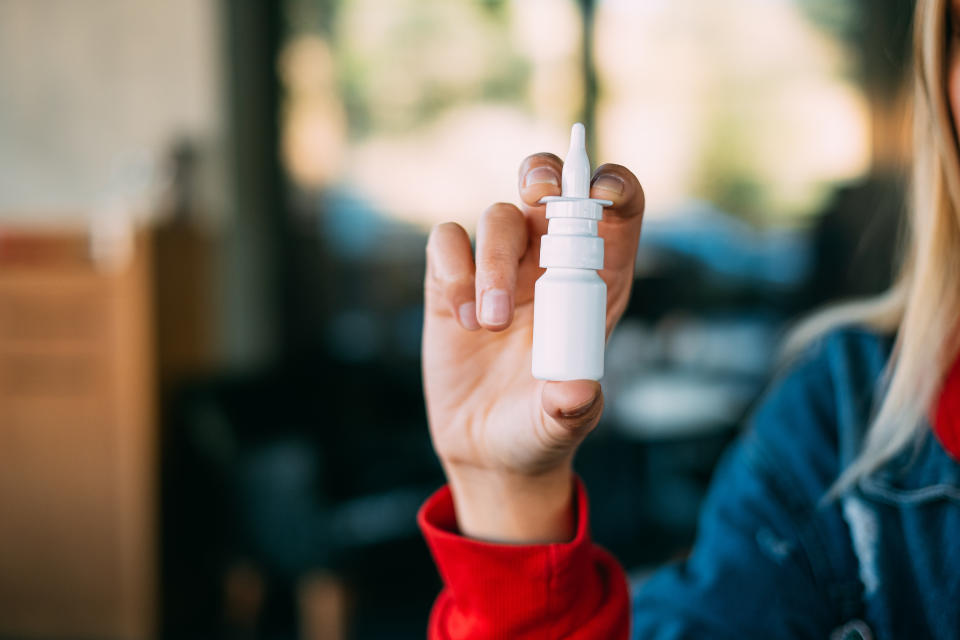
531 123 610 381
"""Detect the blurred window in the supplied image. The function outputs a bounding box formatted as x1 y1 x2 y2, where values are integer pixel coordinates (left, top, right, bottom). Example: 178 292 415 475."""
280 0 868 231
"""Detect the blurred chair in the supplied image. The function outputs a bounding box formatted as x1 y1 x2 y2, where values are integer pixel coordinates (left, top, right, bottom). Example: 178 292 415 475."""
161 359 443 639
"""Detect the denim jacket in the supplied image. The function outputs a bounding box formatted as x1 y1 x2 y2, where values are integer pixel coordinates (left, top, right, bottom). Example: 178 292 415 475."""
632 327 960 639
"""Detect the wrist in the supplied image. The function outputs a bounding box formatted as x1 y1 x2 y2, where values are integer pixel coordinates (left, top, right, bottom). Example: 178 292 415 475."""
444 463 576 544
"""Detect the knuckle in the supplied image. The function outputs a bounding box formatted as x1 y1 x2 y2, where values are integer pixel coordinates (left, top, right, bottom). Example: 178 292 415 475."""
436 271 473 291
429 266 474 303
477 245 515 268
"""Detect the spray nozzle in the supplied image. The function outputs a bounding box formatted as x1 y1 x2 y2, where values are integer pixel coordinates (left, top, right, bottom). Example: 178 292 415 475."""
562 123 590 198
540 123 610 210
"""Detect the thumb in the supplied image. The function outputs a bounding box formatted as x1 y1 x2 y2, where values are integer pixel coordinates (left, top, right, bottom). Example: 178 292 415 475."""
541 380 604 443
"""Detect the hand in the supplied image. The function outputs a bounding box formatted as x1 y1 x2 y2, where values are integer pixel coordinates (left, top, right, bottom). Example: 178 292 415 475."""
422 152 645 542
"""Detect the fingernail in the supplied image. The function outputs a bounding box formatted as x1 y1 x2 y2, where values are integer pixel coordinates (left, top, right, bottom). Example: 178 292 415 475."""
458 301 480 330
592 174 625 196
524 166 559 188
560 394 599 419
481 289 510 325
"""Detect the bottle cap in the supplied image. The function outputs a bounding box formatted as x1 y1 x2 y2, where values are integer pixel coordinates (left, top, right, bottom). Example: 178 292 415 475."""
539 123 609 269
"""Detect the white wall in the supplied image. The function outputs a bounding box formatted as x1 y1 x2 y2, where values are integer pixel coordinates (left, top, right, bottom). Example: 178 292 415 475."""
0 0 223 220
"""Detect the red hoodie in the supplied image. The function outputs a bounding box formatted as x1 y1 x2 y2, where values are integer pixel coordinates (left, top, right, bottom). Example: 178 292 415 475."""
418 477 629 639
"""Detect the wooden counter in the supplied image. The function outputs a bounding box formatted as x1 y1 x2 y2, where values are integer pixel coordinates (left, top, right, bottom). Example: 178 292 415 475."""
0 230 156 639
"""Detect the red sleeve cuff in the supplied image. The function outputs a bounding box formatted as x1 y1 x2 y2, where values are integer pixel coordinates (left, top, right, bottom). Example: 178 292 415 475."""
418 477 630 640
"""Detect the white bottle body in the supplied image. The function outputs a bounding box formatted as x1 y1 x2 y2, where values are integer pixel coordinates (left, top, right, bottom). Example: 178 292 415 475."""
531 267 606 381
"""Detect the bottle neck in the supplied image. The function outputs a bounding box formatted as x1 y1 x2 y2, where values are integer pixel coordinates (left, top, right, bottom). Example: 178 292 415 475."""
542 266 601 276
547 218 598 236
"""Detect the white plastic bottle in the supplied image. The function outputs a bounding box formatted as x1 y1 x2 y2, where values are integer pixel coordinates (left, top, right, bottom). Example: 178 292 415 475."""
531 123 611 381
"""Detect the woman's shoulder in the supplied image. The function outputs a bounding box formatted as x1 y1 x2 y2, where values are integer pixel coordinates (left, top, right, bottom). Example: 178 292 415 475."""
741 324 894 498
771 323 893 425
787 324 894 388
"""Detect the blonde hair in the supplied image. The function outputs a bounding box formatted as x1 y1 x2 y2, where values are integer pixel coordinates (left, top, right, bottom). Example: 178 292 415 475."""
789 0 960 494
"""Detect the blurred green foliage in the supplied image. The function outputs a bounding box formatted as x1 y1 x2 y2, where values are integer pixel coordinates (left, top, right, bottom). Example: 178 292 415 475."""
332 0 529 137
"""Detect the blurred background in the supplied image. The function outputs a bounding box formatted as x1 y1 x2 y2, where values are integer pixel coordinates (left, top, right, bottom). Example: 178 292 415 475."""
0 0 912 638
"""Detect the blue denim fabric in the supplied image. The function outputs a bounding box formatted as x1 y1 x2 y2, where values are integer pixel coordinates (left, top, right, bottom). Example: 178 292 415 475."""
631 327 960 639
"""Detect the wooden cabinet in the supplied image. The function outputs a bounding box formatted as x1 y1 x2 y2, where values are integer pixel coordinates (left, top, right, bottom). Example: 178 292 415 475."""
0 231 156 639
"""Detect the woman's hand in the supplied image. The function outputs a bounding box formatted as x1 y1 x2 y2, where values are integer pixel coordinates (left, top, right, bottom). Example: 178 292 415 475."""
422 153 645 543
